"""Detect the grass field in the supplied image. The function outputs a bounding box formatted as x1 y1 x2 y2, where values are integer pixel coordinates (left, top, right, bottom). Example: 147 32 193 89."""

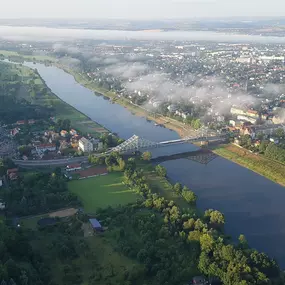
213 144 285 187
69 173 140 213
20 213 49 229
137 160 197 214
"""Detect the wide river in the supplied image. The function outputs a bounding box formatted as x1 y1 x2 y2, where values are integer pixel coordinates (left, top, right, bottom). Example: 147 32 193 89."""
24 62 285 267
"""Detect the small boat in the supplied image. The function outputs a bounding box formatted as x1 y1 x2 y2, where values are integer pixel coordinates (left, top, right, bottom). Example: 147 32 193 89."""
154 123 159 126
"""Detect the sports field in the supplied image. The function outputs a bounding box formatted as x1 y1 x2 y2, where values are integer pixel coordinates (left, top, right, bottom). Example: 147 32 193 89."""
68 172 140 213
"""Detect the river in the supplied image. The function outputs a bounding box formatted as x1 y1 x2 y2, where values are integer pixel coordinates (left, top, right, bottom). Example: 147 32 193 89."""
23 62 285 267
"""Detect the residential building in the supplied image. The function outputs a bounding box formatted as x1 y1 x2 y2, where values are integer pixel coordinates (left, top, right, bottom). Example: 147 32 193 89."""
175 110 189 119
10 128 20 137
79 137 93 152
241 127 256 139
70 129 77 136
237 115 257 124
272 115 284 124
167 104 177 113
60 130 68 137
231 107 259 119
7 169 18 181
246 110 259 119
230 107 246 116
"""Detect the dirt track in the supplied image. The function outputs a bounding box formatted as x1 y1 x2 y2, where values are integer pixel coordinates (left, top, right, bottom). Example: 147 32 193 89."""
49 208 78 218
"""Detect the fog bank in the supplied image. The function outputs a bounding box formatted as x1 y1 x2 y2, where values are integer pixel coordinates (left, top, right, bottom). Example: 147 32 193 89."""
1 25 285 43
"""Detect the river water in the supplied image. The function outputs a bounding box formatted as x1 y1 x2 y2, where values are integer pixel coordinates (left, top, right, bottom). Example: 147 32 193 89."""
23 62 285 267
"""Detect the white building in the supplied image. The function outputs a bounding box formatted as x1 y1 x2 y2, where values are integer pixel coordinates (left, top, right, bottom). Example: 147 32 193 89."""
237 115 257 124
79 137 93 152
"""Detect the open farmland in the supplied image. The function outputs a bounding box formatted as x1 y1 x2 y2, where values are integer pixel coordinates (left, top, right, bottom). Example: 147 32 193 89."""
68 172 140 213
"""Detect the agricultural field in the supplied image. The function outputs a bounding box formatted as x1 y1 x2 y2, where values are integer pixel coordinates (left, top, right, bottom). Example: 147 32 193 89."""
69 172 141 213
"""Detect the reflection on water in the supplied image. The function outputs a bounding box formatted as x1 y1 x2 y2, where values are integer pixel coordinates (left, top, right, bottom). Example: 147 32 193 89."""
21 61 285 267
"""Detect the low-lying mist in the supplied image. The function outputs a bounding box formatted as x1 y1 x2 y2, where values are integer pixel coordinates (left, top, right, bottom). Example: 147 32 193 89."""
1 25 285 43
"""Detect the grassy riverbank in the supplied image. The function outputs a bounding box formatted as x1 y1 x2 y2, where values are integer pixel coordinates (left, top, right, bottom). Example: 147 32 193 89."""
213 144 285 187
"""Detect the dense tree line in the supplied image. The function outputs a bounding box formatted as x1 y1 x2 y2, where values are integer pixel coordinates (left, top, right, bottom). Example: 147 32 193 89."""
54 118 71 132
237 133 285 164
4 171 80 216
97 200 283 285
265 143 285 164
119 159 283 284
97 205 200 285
0 221 51 285
0 159 16 177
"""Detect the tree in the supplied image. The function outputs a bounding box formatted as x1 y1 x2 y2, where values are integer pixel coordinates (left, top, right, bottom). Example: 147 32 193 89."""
183 218 195 230
118 158 126 171
18 145 32 157
205 209 225 226
141 151 152 161
259 141 269 154
173 183 182 194
238 234 248 249
155 165 167 177
54 167 62 177
200 233 214 253
126 158 136 170
274 128 285 139
182 188 197 204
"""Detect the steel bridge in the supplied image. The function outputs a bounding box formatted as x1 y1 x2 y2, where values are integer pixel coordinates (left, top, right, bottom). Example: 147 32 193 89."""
110 127 227 154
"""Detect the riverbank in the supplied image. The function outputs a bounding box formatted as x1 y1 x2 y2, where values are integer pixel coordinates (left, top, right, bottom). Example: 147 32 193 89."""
37 73 109 138
212 144 285 187
3 60 109 138
57 65 192 138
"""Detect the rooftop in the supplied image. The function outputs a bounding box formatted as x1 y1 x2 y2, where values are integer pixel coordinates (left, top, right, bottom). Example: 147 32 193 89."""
66 164 81 169
89 218 102 229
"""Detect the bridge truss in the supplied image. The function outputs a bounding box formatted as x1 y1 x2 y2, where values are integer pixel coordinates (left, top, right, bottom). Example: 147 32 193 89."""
111 135 159 153
111 127 225 154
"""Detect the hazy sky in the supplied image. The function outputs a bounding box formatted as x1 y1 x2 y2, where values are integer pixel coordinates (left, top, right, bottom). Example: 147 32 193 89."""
2 0 285 19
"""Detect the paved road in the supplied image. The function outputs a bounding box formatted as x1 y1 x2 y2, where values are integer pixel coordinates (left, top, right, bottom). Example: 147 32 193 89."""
13 156 89 168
